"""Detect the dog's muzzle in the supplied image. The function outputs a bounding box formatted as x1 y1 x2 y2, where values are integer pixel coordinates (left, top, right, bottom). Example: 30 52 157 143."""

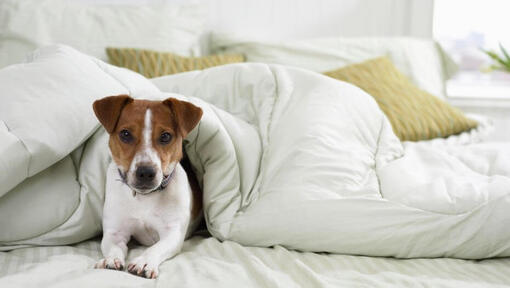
118 169 173 197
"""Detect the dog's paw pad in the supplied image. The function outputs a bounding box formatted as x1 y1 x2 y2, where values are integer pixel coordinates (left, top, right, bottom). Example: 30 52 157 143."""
95 257 124 270
127 258 159 279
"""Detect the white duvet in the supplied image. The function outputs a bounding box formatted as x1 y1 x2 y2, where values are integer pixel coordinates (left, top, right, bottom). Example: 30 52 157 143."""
154 66 510 259
1 46 510 259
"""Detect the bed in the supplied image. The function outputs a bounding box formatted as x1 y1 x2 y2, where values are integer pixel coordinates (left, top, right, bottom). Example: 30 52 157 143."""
1 1 510 287
1 44 509 288
2 236 510 288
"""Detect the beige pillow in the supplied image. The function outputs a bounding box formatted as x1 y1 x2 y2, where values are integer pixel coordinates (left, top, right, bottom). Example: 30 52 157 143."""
324 57 477 141
106 47 245 78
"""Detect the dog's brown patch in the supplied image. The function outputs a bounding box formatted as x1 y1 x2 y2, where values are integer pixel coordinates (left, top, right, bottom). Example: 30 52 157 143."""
93 96 201 173
93 94 133 133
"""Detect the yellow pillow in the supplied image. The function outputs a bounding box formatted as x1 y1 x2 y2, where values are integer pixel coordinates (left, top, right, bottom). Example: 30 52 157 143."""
106 48 245 78
324 57 477 141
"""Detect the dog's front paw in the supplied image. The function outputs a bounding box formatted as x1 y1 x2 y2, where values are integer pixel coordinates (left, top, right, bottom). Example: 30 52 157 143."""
94 257 125 271
127 256 159 279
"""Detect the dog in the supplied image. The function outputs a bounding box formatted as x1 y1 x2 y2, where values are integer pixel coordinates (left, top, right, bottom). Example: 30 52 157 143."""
92 94 203 279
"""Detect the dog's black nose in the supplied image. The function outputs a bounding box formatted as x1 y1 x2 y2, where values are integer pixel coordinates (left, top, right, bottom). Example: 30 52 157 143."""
136 166 156 183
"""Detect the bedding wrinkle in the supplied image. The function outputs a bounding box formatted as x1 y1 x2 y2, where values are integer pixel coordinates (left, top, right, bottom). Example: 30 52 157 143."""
3 46 510 266
1 237 510 287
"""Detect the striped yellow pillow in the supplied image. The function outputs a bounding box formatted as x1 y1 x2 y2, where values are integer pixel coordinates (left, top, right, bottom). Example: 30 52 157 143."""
324 57 477 141
106 48 245 78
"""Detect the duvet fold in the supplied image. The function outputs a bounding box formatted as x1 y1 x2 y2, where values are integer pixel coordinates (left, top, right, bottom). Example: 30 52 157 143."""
1 45 510 259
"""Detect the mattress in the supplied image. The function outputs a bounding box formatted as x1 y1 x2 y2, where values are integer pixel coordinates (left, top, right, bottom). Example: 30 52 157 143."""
1 236 509 288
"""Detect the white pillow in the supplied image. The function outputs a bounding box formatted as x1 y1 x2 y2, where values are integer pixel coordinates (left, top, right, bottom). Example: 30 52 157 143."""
0 0 206 68
211 34 457 99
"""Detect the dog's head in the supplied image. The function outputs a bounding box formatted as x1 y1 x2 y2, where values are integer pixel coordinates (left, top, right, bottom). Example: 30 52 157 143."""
93 95 202 194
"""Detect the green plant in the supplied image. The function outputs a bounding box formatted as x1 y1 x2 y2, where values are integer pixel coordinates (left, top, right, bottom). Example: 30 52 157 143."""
481 43 510 73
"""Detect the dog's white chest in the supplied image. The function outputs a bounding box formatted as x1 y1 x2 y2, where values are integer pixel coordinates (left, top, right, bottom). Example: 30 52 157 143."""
102 162 193 243
128 216 161 246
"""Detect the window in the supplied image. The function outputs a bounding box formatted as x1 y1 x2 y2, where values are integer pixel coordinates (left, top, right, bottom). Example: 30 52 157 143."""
433 0 510 98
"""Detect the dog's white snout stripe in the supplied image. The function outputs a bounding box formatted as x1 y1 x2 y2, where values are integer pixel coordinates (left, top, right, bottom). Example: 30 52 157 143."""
143 108 152 147
139 109 161 168
128 108 162 187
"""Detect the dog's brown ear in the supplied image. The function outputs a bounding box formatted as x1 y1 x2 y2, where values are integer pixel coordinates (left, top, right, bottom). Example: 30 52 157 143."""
163 98 203 137
93 95 133 133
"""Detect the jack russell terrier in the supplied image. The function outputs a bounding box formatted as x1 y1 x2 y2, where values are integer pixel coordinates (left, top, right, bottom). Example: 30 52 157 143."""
93 94 203 279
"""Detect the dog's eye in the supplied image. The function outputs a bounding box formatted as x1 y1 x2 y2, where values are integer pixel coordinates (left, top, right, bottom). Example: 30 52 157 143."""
119 129 133 143
159 132 172 144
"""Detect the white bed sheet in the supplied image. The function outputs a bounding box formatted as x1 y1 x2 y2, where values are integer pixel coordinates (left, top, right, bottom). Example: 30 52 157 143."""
1 236 509 288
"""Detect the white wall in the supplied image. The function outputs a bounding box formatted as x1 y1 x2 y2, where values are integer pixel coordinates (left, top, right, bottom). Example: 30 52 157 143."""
77 0 434 39
206 0 434 40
